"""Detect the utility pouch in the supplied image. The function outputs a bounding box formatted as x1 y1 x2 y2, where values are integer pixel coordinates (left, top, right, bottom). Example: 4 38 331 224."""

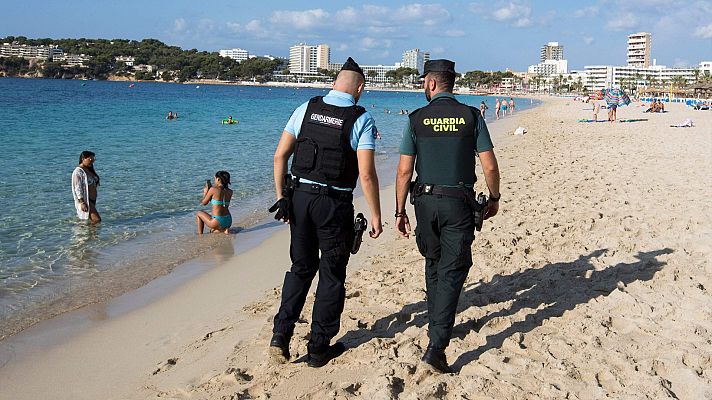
292 138 318 171
351 213 367 254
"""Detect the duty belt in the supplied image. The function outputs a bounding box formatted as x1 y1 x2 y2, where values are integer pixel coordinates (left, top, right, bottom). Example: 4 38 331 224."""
294 182 353 202
412 183 473 200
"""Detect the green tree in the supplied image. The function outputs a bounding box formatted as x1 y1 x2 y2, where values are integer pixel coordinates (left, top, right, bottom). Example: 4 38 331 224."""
0 56 30 75
670 75 688 89
135 70 155 80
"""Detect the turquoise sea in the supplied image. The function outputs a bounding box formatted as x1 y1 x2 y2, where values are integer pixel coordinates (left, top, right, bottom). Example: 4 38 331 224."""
0 77 538 338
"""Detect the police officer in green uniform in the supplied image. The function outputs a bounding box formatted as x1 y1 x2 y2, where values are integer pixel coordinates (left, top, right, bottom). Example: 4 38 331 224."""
269 58 383 368
394 59 501 373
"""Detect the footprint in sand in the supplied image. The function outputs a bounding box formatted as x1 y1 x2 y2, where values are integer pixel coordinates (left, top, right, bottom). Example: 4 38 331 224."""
152 357 178 375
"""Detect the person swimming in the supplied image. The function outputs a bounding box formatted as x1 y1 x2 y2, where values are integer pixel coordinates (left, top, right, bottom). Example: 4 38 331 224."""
196 170 233 234
222 115 238 124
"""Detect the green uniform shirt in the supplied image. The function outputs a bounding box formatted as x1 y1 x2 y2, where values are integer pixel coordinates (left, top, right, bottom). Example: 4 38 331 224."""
399 93 494 156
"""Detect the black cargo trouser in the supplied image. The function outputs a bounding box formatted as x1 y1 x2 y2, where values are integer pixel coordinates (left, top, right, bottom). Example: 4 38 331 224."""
273 190 354 350
414 193 474 349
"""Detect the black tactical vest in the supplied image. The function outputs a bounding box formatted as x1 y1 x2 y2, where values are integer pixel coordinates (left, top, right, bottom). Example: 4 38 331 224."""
409 96 479 186
291 96 366 189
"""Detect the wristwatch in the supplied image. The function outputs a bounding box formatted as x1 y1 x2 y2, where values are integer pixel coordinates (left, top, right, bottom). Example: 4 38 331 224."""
394 211 408 218
489 193 501 202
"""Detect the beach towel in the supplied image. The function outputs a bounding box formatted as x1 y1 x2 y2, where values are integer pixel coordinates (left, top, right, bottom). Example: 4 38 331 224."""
578 119 606 123
670 118 694 128
71 167 90 220
617 119 648 123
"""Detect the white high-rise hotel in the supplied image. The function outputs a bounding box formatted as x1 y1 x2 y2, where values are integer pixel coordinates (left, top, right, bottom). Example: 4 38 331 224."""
401 49 430 74
580 32 707 91
540 42 564 62
627 32 651 68
289 43 330 74
528 42 568 76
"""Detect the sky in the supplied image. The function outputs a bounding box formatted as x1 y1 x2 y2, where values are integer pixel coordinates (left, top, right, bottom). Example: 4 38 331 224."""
1 0 711 72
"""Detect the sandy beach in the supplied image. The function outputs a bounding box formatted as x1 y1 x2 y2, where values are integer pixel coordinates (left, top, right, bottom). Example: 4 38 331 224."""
1 97 711 399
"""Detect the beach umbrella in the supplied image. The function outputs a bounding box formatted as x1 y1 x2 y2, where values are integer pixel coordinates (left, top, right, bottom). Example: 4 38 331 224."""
603 88 631 107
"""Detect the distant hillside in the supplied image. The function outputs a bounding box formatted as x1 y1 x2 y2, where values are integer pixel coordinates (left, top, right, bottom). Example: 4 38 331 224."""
0 36 285 81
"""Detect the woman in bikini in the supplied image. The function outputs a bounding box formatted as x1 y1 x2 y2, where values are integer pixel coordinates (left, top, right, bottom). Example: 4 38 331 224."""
196 170 233 234
72 151 101 224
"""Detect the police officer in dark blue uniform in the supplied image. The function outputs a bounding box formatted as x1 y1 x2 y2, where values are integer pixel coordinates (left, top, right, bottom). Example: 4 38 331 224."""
269 58 383 368
394 59 501 373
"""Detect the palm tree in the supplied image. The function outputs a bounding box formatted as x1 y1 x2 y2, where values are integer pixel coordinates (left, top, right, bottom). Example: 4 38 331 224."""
670 75 687 90
645 74 658 88
553 74 563 93
575 76 584 94
701 71 712 84
367 70 378 83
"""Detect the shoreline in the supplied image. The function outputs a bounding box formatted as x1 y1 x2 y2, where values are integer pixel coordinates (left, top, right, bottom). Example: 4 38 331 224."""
0 104 534 380
3 97 710 398
0 80 540 342
0 75 540 96
0 100 537 343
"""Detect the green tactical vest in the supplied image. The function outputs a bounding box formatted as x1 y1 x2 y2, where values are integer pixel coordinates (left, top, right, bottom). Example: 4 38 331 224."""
409 96 479 186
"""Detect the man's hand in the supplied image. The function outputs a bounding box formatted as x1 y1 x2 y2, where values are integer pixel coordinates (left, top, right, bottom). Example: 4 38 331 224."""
484 200 499 219
269 198 291 223
369 216 382 238
80 201 88 212
396 215 411 238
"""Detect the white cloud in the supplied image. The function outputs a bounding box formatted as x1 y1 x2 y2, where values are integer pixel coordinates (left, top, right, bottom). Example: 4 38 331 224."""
270 9 330 30
245 20 262 32
490 1 532 28
432 47 446 55
492 2 529 21
334 7 359 24
694 23 712 38
395 3 451 24
583 36 595 45
445 29 465 37
574 6 599 18
468 2 486 13
606 13 638 31
336 43 349 51
356 37 392 51
174 18 187 32
513 17 531 27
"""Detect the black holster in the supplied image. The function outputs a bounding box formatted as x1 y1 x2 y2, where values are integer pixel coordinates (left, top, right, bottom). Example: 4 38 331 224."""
466 191 488 232
351 213 367 254
283 174 296 199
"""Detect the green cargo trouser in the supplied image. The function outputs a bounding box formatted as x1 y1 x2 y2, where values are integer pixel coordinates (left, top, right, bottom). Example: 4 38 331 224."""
414 193 474 349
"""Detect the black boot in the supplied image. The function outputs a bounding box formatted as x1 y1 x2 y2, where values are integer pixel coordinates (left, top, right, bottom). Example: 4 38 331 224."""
421 345 453 373
269 333 291 363
307 342 346 368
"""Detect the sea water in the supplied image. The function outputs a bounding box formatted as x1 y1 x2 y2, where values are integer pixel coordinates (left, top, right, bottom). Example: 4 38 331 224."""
0 77 538 338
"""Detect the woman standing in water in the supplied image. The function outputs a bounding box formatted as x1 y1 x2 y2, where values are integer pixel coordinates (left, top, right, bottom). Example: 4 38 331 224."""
71 151 101 223
196 170 233 234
